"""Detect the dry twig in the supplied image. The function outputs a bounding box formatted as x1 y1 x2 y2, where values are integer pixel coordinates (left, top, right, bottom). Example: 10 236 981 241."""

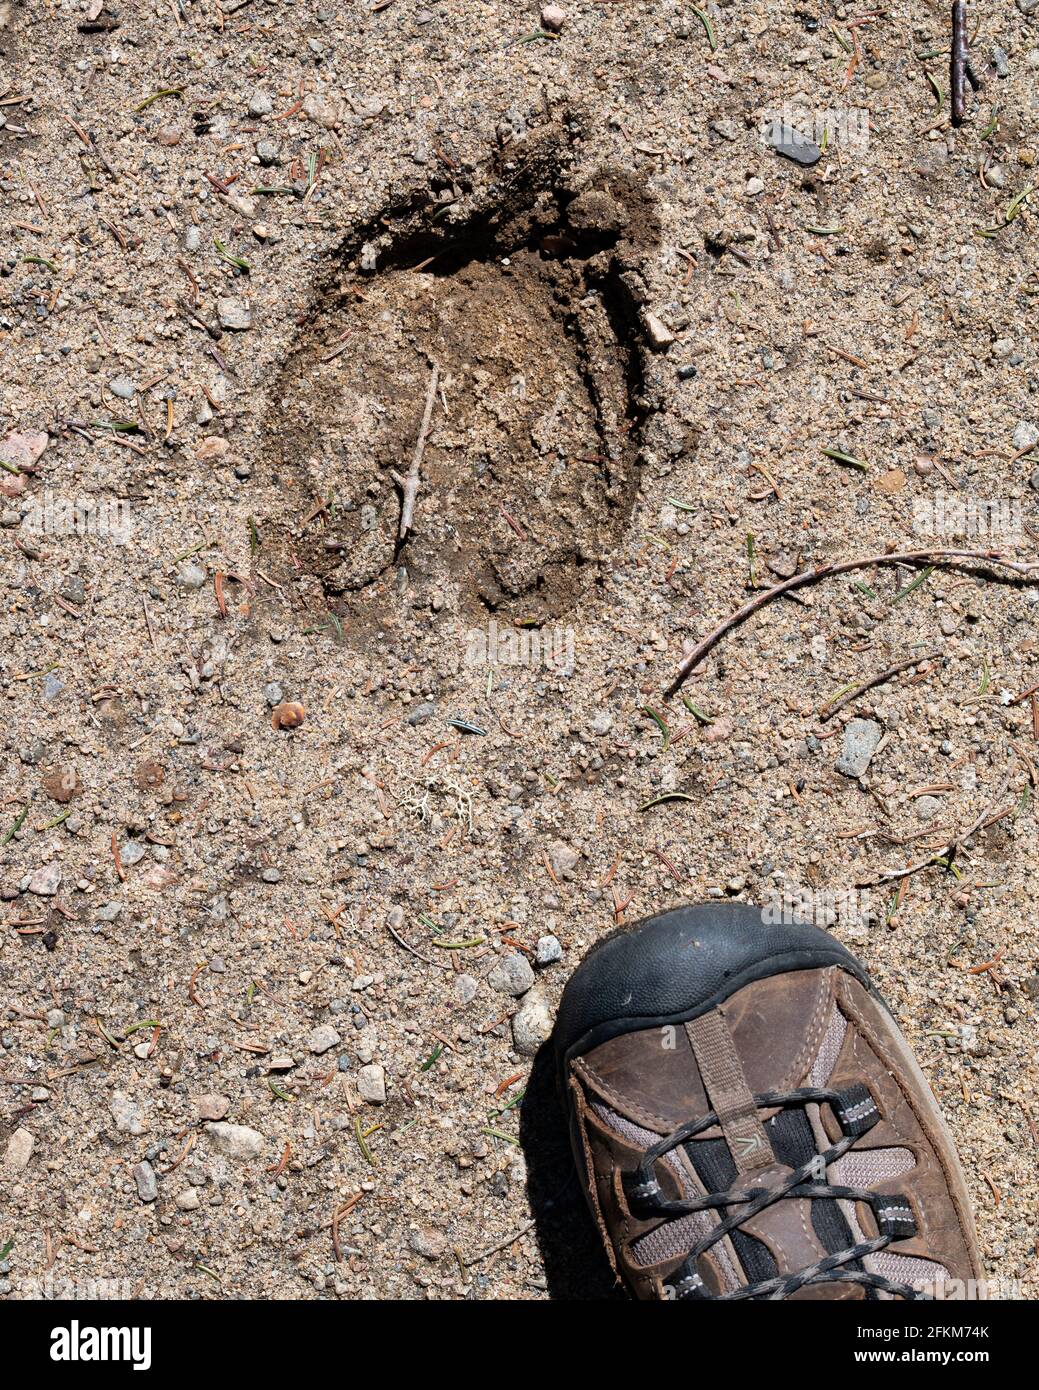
391 363 439 539
664 549 1038 697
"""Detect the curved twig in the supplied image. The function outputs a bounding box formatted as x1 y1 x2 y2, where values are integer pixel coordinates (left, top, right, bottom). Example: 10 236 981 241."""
664 549 1039 698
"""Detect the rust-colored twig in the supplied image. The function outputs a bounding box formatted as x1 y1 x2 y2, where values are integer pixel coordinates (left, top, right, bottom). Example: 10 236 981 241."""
332 1192 363 1262
111 833 126 882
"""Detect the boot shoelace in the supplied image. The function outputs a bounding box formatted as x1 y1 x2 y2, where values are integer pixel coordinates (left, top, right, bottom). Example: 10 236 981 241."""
623 1084 931 1301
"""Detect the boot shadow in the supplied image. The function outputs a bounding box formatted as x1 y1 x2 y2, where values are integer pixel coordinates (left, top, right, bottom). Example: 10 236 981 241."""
519 1039 621 1300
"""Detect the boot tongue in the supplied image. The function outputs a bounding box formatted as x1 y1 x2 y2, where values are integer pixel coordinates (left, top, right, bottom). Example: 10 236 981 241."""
574 967 834 1132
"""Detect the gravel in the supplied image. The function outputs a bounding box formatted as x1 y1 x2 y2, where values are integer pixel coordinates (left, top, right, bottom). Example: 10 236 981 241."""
110 1092 147 1135
308 1024 341 1054
766 121 822 167
26 863 61 896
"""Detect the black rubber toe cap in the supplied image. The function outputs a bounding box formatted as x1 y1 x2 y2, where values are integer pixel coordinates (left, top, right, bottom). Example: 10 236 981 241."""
553 901 870 1069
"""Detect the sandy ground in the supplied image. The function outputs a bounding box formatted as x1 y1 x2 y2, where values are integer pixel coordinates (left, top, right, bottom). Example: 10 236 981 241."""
0 0 1037 1300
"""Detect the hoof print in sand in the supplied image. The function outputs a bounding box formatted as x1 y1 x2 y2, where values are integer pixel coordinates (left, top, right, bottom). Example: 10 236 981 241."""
262 125 658 622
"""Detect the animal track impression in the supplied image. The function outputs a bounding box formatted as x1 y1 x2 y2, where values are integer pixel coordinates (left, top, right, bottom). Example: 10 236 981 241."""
260 122 658 625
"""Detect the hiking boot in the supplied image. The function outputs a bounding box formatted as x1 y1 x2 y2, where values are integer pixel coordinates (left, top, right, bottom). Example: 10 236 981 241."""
554 902 984 1300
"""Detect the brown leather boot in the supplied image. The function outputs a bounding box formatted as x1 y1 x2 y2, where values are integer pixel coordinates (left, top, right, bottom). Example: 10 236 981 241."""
555 902 985 1300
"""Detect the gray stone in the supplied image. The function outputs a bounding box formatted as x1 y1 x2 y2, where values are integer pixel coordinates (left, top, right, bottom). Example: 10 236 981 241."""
60 574 86 606
256 139 281 166
768 551 799 579
836 719 883 778
248 91 273 117
217 297 252 331
512 988 553 1056
205 1122 265 1159
915 795 942 822
406 701 436 725
766 121 821 167
302 93 340 128
535 935 563 966
119 840 146 866
308 1024 341 1054
27 863 61 896
710 118 740 141
110 1091 146 1135
357 1063 386 1104
488 952 536 996
133 1161 158 1202
175 1187 201 1211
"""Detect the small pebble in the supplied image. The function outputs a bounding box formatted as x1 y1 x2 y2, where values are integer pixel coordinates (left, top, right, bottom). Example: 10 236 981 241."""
766 121 821 167
308 1024 341 1054
512 989 553 1056
836 719 883 778
488 952 536 996
217 297 253 331
133 1161 158 1202
3 1127 34 1172
535 934 562 966
205 1122 265 1160
357 1063 386 1104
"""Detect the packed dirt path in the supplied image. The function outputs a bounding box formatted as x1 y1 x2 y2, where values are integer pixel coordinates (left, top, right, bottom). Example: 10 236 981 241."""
0 0 1036 1299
